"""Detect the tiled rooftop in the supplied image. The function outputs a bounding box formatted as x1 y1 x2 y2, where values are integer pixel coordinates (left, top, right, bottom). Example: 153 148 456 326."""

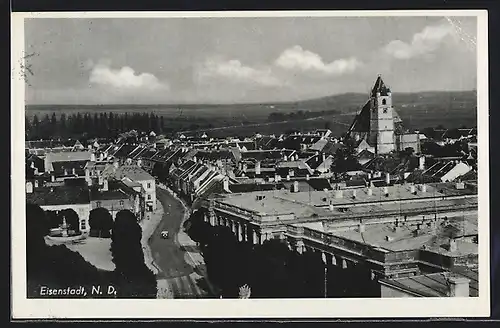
45 151 92 163
26 185 90 206
380 270 478 297
331 215 477 253
220 192 331 217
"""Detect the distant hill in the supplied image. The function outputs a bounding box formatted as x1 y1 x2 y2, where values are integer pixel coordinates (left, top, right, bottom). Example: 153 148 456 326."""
25 90 477 136
291 90 477 113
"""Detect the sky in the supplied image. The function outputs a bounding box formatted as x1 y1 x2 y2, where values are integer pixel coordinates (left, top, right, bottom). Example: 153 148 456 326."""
24 15 478 105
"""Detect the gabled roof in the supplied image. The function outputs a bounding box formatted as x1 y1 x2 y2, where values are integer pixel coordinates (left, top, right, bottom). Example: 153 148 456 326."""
348 100 371 134
52 160 88 176
45 151 92 163
26 185 90 206
103 164 154 182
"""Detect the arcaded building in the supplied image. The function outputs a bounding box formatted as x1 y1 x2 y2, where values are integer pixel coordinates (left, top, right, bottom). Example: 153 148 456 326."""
201 180 478 284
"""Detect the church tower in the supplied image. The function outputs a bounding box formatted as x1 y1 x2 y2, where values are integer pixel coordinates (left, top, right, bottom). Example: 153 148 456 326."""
368 75 395 154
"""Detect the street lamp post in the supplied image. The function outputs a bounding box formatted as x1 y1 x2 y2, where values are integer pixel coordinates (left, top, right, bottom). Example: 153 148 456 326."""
324 266 328 298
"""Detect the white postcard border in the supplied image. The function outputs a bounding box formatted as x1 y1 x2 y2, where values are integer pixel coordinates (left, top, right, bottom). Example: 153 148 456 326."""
11 10 490 319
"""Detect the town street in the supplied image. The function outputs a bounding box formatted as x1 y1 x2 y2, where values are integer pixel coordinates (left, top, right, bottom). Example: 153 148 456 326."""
149 188 215 298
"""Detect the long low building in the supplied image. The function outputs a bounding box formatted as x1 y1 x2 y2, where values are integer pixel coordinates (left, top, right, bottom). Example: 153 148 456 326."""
200 181 478 286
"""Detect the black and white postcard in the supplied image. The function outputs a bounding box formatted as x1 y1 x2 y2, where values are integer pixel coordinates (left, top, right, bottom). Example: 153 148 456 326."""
11 10 490 319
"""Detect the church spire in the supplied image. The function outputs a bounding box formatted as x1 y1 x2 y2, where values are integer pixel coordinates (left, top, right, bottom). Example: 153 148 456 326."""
371 74 391 97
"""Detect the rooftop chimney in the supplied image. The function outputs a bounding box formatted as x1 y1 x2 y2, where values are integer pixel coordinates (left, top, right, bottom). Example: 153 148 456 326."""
90 153 96 162
292 181 299 193
255 161 261 175
449 238 458 252
421 184 427 193
383 186 389 197
26 181 33 194
352 190 357 199
306 174 310 181
367 187 373 196
410 184 416 194
34 180 39 188
385 235 393 242
419 156 425 170
359 223 365 233
286 175 290 181
385 172 390 185
137 159 142 167
51 175 55 182
329 203 334 211
447 276 470 297
102 178 109 191
72 168 76 175
223 179 230 192
99 153 104 161
334 189 343 199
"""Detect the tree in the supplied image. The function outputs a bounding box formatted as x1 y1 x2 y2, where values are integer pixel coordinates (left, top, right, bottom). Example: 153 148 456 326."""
31 115 40 139
110 210 157 298
89 207 113 238
159 116 164 133
50 113 58 136
45 210 62 230
60 113 67 137
59 208 80 233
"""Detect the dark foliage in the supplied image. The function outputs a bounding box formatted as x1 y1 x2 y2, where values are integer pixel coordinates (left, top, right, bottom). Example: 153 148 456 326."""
110 210 157 298
26 203 109 298
26 111 167 140
184 209 379 298
89 207 113 238
59 208 80 233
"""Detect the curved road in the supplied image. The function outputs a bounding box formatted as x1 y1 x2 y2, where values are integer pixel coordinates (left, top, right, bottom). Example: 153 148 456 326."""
149 188 215 298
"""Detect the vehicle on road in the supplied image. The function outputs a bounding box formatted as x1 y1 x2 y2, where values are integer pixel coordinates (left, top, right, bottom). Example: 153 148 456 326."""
161 231 169 239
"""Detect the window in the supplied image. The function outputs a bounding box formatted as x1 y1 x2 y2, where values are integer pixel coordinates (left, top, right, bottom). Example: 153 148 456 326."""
147 182 151 189
80 220 86 230
119 200 124 206
383 108 388 113
147 194 151 200
96 201 101 208
382 99 387 105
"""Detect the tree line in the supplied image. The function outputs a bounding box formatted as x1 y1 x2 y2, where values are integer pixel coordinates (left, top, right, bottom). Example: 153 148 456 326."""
268 109 340 122
26 204 157 298
184 209 380 298
26 112 167 140
25 111 225 141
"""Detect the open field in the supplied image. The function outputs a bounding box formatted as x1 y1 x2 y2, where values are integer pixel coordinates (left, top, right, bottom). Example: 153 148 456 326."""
25 90 477 137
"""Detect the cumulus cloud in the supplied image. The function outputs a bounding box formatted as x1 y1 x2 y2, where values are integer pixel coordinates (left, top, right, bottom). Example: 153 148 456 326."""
88 61 169 91
274 45 362 75
197 58 282 87
383 23 456 60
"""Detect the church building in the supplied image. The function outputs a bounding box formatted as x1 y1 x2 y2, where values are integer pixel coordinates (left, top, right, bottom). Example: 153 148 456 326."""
347 75 421 155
